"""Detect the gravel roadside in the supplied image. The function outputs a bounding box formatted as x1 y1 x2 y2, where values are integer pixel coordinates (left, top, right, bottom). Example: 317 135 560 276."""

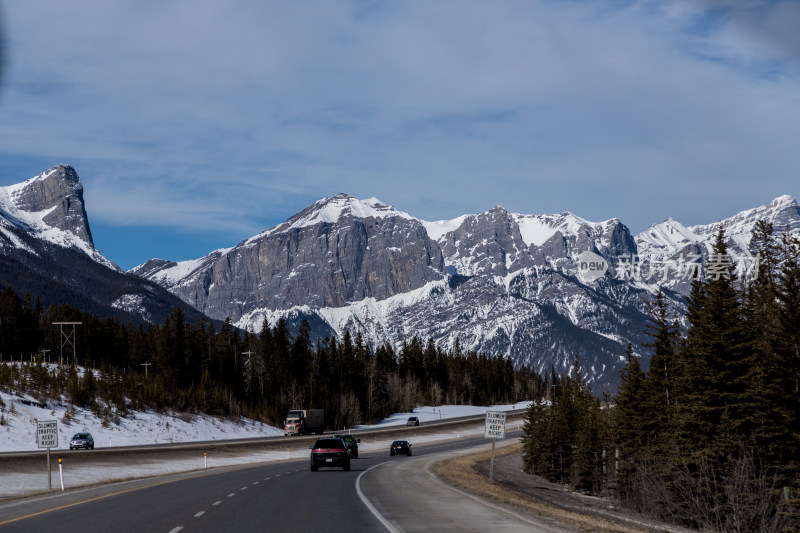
436 441 695 533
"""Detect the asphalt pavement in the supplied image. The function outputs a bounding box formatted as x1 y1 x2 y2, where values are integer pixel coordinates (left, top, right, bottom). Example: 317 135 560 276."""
0 431 560 533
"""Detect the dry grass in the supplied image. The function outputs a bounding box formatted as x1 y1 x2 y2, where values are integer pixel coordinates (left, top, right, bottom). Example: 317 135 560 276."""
433 442 662 533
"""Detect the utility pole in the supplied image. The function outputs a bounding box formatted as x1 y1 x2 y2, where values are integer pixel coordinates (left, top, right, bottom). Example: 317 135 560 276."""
547 383 558 401
242 351 254 391
141 362 152 378
53 322 81 365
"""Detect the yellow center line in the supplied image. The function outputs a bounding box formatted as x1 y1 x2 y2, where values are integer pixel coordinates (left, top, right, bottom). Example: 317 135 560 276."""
0 478 177 526
2 455 308 526
0 465 246 527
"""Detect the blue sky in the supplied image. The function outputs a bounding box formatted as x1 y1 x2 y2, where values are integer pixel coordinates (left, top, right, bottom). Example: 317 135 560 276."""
1 0 799 271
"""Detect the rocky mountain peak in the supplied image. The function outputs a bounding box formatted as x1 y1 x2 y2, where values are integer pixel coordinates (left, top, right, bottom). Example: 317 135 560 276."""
15 164 82 206
0 164 121 271
152 193 444 319
253 193 414 242
699 194 798 237
2 164 95 250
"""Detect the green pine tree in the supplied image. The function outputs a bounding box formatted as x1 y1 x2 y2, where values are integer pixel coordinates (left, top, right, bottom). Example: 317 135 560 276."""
675 227 750 458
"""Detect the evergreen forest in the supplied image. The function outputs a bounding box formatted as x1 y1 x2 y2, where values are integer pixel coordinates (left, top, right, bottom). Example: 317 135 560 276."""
0 287 542 432
3 221 798 531
523 223 800 532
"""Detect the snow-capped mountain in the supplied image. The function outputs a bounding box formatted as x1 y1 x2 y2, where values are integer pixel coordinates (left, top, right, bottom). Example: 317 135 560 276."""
0 164 117 270
132 193 445 321
636 195 800 259
634 195 800 293
132 190 799 388
5 164 798 389
127 194 660 387
434 206 636 277
0 165 215 325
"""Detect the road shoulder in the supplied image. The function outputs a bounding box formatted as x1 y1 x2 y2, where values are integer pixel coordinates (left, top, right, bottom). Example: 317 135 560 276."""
433 440 693 533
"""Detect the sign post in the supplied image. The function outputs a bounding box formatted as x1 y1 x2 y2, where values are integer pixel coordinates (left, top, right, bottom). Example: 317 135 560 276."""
37 420 58 490
484 411 506 482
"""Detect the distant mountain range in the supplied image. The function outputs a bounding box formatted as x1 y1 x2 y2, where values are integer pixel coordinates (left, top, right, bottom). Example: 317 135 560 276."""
3 164 799 388
0 165 213 325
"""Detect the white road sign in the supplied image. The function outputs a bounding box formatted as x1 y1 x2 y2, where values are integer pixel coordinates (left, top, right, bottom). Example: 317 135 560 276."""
37 420 58 449
484 411 506 439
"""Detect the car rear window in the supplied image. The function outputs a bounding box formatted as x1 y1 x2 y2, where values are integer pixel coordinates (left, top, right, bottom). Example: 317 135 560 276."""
314 439 344 448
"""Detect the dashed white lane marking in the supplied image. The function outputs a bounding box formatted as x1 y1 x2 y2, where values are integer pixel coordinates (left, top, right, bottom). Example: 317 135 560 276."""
253 481 259 485
212 501 222 506
168 528 184 533
227 493 235 497
194 511 205 518
241 486 248 491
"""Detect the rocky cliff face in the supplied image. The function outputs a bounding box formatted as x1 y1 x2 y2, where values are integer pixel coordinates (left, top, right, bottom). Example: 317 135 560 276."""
438 206 533 276
133 193 683 388
134 194 446 322
0 165 216 326
634 195 800 293
0 164 117 270
139 192 798 388
4 164 95 250
8 164 796 389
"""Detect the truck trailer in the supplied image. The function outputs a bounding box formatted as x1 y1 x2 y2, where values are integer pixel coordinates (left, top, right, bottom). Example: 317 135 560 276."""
284 409 324 436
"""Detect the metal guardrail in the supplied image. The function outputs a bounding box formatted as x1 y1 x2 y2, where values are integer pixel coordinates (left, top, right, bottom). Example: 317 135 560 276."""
0 409 528 462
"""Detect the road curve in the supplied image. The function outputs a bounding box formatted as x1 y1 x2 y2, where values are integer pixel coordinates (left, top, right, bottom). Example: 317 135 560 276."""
0 458 382 532
0 430 563 533
357 445 569 533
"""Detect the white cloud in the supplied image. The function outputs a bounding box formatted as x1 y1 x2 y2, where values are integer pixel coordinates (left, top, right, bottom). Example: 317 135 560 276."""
0 0 798 246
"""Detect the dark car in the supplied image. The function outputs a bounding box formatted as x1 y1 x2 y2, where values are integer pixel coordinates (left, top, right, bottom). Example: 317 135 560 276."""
333 433 360 459
406 416 419 426
390 440 412 456
310 437 351 471
69 432 94 450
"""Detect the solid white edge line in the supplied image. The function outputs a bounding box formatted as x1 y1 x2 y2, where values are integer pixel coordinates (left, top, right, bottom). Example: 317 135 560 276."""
355 462 402 533
420 452 559 531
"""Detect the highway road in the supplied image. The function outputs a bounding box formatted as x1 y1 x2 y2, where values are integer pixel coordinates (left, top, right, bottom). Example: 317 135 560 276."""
0 431 565 533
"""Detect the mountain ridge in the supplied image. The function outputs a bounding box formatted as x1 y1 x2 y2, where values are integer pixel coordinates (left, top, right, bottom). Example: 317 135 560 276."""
3 164 798 388
123 180 797 387
0 166 220 326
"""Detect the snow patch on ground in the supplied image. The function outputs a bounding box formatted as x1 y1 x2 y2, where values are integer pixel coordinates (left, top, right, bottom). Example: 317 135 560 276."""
0 389 283 453
0 385 529 499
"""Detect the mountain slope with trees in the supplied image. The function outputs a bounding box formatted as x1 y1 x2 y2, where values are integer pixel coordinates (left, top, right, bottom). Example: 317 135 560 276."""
0 287 544 431
522 224 800 532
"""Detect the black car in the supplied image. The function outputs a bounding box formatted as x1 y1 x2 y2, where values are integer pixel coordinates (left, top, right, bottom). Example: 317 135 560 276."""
406 416 419 426
69 432 94 450
333 433 360 459
390 440 412 456
310 437 351 471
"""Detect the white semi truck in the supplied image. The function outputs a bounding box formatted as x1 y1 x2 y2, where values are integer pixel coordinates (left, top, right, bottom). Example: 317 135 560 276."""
284 409 324 436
